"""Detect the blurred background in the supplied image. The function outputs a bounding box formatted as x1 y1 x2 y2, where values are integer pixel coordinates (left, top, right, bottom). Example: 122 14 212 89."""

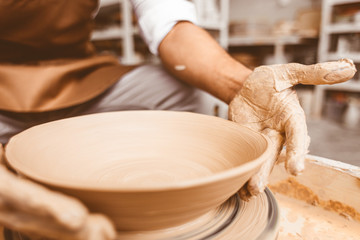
92 0 360 166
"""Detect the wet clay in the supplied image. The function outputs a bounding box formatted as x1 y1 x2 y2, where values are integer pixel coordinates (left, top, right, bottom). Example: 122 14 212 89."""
270 177 360 221
116 191 274 240
275 193 360 240
229 59 356 199
269 155 360 239
5 111 272 231
2 190 278 240
270 155 360 220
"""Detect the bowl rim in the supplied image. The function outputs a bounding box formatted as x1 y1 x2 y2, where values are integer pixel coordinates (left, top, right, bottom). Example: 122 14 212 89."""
5 111 273 193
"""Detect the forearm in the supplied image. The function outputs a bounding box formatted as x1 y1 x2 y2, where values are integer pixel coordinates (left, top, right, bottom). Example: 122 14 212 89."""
158 21 251 104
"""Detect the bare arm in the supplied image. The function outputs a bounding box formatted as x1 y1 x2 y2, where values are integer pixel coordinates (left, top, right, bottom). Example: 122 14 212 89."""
158 21 356 200
158 21 252 104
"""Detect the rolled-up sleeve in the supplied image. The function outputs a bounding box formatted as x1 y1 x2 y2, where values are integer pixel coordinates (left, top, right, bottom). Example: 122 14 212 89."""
131 0 197 55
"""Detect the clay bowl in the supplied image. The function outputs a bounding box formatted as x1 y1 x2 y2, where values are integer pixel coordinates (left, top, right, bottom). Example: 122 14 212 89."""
5 111 272 231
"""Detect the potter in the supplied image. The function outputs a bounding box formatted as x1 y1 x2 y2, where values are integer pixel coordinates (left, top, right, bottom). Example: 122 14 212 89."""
0 0 357 239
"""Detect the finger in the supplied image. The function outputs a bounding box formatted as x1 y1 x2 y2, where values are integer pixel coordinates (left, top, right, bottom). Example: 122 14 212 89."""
239 129 284 201
0 208 79 240
0 208 116 240
79 214 117 240
278 58 356 86
283 105 310 176
0 166 88 230
37 188 89 230
239 182 252 201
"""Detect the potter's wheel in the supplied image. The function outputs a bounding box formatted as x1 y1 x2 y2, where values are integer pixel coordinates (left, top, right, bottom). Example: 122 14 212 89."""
3 188 279 240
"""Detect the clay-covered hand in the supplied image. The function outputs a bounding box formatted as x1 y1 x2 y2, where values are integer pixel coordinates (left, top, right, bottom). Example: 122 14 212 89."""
0 144 116 240
228 59 356 200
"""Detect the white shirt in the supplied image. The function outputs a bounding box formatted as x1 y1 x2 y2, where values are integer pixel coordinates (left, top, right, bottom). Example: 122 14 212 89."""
130 0 197 55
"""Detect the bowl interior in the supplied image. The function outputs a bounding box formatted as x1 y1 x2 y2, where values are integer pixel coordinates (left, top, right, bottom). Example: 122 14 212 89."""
5 111 269 191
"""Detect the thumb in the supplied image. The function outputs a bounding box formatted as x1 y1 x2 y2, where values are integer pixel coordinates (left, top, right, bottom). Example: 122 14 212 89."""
239 129 284 201
274 58 356 87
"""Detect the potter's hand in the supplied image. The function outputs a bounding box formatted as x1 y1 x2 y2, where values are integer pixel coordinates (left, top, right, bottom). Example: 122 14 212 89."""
229 59 356 200
0 144 116 240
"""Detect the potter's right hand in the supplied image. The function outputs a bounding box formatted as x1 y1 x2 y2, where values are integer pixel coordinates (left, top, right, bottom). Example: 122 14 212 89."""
229 59 356 200
0 144 116 240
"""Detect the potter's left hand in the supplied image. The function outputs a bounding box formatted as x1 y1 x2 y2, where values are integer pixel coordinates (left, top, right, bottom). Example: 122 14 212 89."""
0 144 116 240
228 59 356 200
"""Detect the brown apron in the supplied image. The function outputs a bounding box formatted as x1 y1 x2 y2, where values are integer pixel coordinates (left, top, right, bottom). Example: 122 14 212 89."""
0 0 135 112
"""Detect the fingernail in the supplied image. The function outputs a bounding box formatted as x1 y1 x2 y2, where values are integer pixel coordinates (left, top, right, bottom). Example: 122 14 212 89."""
286 156 305 176
324 59 357 83
340 58 356 69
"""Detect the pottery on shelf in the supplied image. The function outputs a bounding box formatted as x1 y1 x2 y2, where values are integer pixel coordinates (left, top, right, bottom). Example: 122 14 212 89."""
5 111 272 231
